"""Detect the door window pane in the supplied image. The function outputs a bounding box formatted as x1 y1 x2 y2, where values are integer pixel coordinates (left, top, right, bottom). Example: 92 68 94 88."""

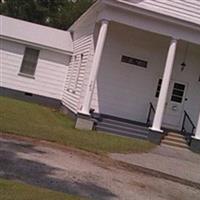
171 96 182 103
171 83 185 103
174 83 185 90
173 90 184 96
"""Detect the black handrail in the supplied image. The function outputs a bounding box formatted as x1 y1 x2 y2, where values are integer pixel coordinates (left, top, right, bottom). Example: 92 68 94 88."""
146 102 155 126
181 110 196 143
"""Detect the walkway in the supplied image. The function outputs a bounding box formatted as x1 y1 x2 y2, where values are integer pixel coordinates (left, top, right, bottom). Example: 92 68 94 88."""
111 145 200 186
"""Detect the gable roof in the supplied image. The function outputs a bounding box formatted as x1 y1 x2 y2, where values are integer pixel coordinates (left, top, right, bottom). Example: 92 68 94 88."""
69 0 200 33
0 15 73 54
117 0 200 27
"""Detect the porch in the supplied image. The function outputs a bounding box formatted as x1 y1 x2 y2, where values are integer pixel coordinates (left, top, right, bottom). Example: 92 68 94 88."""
76 17 200 152
92 108 193 150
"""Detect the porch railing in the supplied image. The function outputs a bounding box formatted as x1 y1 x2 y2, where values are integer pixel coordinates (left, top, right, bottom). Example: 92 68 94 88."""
181 110 196 144
146 102 155 126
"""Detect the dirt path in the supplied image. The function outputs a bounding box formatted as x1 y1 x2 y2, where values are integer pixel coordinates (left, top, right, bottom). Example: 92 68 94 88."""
0 135 200 200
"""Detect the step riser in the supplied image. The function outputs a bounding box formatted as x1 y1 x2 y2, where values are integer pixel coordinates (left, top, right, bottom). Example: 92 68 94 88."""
161 144 189 150
97 122 149 134
164 137 187 144
101 118 148 130
162 141 188 149
96 125 148 136
96 127 147 139
167 133 184 138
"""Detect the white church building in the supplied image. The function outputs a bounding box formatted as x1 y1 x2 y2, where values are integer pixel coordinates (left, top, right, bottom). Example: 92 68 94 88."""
1 0 200 152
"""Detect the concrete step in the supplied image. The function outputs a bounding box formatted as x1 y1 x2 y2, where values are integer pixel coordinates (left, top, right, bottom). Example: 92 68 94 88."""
95 116 149 140
162 140 189 149
97 121 149 134
167 132 184 138
161 143 190 151
101 118 148 130
164 135 187 143
96 125 148 140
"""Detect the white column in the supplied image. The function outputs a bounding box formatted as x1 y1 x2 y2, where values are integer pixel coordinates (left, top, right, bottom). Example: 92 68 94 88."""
194 113 200 139
151 38 178 132
81 20 109 115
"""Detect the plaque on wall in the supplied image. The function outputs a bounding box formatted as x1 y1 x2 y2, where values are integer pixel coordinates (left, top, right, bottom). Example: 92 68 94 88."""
121 55 148 68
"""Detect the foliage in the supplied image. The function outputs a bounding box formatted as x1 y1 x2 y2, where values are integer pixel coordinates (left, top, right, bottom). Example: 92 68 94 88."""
0 96 155 154
0 0 95 30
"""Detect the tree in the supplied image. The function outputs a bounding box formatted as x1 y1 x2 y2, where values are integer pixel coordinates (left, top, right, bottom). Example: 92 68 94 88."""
0 0 48 24
0 0 95 30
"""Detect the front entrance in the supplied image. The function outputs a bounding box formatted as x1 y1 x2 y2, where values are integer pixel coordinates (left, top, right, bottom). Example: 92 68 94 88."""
163 80 188 130
155 79 188 130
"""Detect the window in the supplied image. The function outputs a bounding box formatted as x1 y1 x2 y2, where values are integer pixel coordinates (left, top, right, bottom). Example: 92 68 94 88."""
155 79 162 98
121 55 147 68
20 47 39 76
67 53 83 93
171 83 185 103
74 53 83 90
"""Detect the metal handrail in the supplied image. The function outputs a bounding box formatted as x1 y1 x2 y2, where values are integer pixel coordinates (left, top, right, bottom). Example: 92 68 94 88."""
146 102 155 125
181 110 196 142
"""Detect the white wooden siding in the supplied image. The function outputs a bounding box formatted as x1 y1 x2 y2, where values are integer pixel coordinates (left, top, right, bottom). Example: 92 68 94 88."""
62 34 95 113
62 11 97 113
1 39 69 100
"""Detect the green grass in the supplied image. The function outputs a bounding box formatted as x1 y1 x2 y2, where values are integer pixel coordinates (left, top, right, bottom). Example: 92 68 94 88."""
0 96 155 154
0 178 84 200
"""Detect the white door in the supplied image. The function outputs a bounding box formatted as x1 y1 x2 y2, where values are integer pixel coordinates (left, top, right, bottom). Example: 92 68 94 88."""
154 79 188 130
163 81 188 130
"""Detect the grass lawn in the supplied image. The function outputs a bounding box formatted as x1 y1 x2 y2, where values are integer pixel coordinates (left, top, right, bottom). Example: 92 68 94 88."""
0 178 84 200
0 96 155 154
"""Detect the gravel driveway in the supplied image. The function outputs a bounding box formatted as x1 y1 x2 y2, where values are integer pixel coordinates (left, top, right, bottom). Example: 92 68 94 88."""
0 136 200 200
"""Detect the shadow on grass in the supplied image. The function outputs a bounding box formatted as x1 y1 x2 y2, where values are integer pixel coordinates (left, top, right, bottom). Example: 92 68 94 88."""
0 139 117 200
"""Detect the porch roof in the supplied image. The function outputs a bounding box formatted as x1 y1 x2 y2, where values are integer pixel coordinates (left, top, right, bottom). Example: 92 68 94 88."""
97 0 200 45
116 0 200 28
69 0 200 45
